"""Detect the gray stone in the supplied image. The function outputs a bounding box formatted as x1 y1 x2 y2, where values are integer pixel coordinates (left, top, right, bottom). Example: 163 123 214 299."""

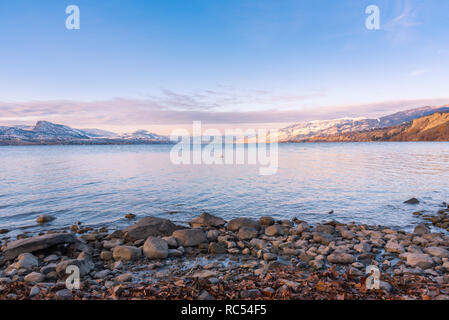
143 237 169 259
404 198 419 204
327 252 356 264
340 229 356 240
265 224 284 236
40 263 57 275
100 251 113 261
29 286 40 297
123 216 182 241
424 247 449 258
206 230 220 241
168 249 183 257
43 254 59 263
162 236 178 248
238 227 258 240
55 289 73 300
2 233 77 260
94 269 110 279
14 253 38 270
406 253 435 269
263 253 277 261
172 229 207 247
413 224 430 235
313 232 334 245
188 213 226 228
112 246 142 261
24 272 45 283
208 242 227 254
115 273 132 282
198 289 215 300
316 224 335 234
103 239 123 249
385 240 404 254
259 216 275 226
36 214 55 224
354 241 371 253
227 218 261 232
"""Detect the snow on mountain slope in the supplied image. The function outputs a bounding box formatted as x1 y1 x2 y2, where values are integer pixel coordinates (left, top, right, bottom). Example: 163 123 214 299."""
33 121 91 140
119 130 169 142
0 121 169 145
80 128 117 138
275 105 449 142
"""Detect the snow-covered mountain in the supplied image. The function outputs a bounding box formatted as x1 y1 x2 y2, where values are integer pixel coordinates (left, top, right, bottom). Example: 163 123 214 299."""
0 121 169 145
274 105 449 142
79 128 117 138
119 130 168 142
32 121 91 140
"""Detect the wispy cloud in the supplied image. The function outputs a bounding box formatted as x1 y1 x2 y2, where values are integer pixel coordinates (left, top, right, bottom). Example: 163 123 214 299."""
1 96 447 134
408 68 429 77
382 0 422 44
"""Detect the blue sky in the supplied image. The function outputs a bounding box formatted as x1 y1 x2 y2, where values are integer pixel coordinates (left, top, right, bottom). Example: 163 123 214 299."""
0 0 448 133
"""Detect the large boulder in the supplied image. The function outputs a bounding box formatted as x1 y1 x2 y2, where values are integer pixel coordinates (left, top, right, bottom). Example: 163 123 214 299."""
112 246 142 261
406 253 435 269
188 213 226 228
172 229 207 247
123 217 182 241
227 218 261 232
1 233 77 260
143 237 169 259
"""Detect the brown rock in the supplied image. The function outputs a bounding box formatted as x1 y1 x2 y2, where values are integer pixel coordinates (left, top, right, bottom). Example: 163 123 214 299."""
2 233 77 260
123 217 182 241
188 213 226 228
172 229 207 247
227 218 261 232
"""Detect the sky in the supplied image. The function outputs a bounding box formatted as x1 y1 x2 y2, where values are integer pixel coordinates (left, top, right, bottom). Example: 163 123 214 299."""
0 0 448 134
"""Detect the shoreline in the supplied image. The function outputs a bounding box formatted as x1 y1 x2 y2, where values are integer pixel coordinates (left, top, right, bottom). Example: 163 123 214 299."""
1 212 449 300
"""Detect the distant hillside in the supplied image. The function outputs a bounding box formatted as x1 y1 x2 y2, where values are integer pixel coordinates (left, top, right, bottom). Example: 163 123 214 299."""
0 121 170 145
275 105 449 142
302 112 449 142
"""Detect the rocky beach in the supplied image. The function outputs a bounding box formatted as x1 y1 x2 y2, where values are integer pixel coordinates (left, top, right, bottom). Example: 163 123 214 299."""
1 206 449 300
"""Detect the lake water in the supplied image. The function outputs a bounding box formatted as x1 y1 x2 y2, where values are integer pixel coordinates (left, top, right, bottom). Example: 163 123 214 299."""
1 142 449 237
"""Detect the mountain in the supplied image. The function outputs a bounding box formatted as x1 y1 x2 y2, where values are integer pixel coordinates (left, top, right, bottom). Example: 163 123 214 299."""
79 128 117 138
275 105 449 142
119 130 168 142
303 112 449 142
32 121 91 140
0 121 169 145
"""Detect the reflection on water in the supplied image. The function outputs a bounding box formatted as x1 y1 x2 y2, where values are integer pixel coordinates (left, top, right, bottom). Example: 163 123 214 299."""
1 142 449 236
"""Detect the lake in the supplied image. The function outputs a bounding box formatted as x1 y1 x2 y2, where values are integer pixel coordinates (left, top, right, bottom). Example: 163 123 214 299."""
1 142 449 237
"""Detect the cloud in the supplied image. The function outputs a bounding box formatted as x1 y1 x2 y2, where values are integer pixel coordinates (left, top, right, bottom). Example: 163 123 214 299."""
1 96 448 133
408 69 429 77
382 0 422 44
